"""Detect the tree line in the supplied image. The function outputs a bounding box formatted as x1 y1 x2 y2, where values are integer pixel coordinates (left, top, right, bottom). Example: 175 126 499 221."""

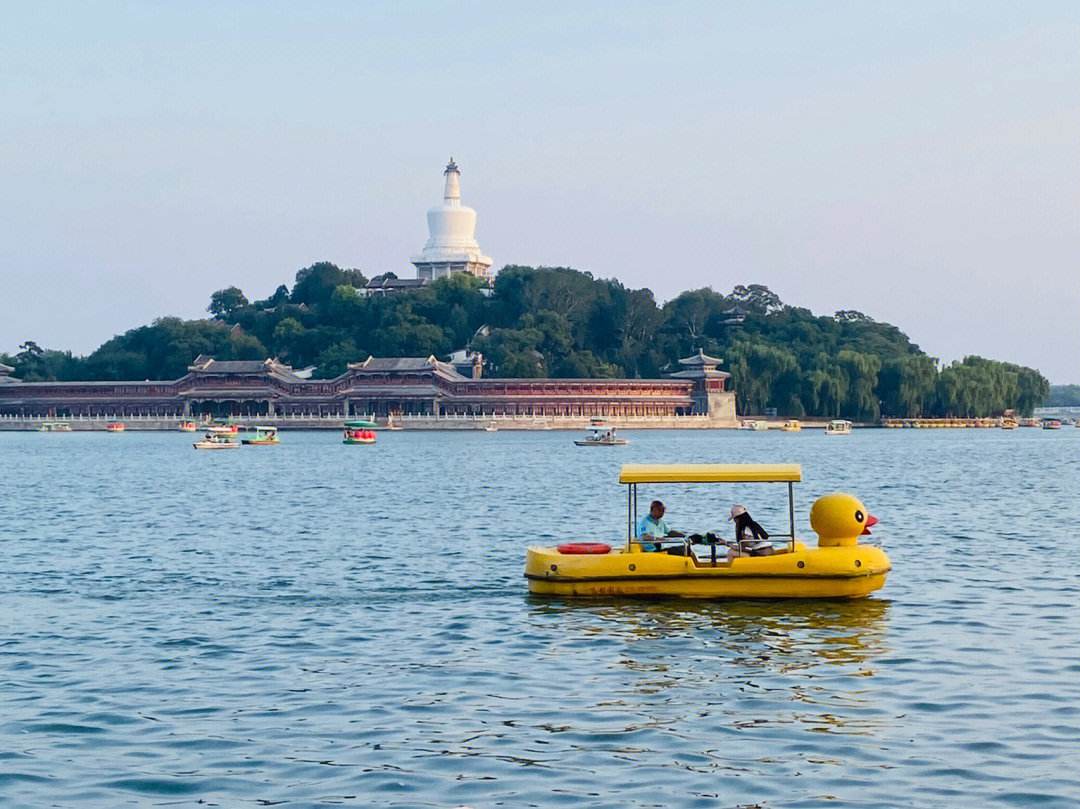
2 262 1050 418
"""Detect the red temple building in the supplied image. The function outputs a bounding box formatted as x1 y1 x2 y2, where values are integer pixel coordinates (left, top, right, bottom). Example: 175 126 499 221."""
0 351 737 424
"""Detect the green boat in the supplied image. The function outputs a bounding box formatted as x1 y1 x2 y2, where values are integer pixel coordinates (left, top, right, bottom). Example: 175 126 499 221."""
343 420 377 445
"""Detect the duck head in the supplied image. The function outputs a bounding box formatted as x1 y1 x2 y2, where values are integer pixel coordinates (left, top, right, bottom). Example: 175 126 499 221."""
810 493 878 547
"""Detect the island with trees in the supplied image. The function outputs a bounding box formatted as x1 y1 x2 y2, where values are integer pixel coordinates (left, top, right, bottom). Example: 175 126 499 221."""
2 262 1050 419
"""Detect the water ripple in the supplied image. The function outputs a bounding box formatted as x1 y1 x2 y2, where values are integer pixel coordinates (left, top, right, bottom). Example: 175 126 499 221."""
1 428 1078 806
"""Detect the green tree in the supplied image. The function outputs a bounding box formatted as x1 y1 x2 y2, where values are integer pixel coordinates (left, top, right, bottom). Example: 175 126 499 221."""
291 262 367 308
208 286 249 319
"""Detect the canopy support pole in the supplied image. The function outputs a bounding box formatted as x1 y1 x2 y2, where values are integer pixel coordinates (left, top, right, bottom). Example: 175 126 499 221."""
788 481 795 553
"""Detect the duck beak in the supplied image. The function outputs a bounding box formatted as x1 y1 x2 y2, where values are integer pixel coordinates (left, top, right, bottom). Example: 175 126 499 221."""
862 514 879 535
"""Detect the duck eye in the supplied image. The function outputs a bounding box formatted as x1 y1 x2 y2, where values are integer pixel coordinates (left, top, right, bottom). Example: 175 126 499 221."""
855 510 864 523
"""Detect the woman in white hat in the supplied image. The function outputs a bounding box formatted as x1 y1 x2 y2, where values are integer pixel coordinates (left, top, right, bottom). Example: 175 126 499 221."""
728 504 775 556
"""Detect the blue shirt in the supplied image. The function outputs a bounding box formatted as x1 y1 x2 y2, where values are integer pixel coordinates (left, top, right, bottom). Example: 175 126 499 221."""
638 514 670 551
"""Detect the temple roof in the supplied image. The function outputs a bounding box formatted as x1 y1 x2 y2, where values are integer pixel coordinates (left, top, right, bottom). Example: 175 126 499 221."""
188 356 301 379
667 368 731 380
365 277 430 290
349 355 467 379
678 348 724 367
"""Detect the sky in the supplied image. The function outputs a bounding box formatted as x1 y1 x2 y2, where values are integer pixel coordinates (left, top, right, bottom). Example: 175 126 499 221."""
1 2 1078 381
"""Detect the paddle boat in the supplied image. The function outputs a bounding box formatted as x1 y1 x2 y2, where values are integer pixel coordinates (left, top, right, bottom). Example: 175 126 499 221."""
178 421 198 432
343 420 377 445
525 463 890 599
105 422 125 433
193 426 240 450
574 418 628 446
740 419 769 431
1041 419 1063 430
241 425 280 445
825 419 853 436
781 419 801 432
39 421 72 432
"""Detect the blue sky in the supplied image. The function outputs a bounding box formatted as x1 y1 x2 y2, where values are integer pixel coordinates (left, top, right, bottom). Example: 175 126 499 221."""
2 2 1078 380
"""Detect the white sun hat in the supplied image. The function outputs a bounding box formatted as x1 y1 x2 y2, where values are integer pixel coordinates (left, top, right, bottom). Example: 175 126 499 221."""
728 504 747 521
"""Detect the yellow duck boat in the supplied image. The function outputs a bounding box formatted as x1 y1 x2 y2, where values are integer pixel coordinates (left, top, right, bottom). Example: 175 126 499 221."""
525 463 890 599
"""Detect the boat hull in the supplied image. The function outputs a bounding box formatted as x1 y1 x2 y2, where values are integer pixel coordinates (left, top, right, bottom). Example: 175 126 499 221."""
525 542 890 599
343 438 376 445
574 439 629 446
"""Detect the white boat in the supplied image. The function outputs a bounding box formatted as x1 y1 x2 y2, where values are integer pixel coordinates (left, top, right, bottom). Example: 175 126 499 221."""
194 428 240 450
825 419 853 436
39 421 72 432
575 419 628 446
482 421 498 432
740 419 769 431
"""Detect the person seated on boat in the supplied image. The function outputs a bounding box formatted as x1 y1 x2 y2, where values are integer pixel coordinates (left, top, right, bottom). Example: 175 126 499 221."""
637 500 685 551
728 504 776 556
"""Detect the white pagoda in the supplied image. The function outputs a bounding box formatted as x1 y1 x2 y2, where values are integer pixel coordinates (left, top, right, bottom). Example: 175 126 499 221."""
411 158 493 281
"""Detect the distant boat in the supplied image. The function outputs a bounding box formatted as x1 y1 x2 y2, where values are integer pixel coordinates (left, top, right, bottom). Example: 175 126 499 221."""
39 421 72 432
105 422 125 433
575 419 628 446
344 420 377 445
193 428 240 450
740 419 769 431
482 421 498 432
241 425 280 445
1042 419 1063 430
178 421 198 432
825 419 853 436
781 419 801 432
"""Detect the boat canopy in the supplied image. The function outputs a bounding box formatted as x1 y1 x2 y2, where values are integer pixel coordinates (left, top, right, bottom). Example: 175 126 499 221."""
619 463 802 484
344 420 377 429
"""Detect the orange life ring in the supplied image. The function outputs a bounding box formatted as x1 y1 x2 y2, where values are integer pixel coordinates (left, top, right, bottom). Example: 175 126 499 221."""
557 542 612 555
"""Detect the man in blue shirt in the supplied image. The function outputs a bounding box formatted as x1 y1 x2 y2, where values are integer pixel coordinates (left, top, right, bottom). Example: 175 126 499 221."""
637 500 685 552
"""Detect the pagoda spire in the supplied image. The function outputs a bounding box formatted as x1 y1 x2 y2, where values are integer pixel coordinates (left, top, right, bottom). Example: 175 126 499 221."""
442 157 461 204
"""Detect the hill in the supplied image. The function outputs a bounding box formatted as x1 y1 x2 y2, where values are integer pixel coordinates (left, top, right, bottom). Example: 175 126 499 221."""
2 262 1049 419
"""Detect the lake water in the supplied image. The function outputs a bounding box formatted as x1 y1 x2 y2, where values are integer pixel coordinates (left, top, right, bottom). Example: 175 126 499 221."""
2 427 1079 807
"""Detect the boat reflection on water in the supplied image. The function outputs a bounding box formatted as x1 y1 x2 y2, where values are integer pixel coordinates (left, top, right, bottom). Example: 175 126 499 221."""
527 596 890 671
525 597 892 742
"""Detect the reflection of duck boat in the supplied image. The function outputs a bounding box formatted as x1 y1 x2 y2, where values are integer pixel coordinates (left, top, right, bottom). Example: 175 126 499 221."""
193 427 240 450
241 425 280 445
574 419 628 446
525 464 890 599
105 422 125 433
39 421 72 432
825 419 853 436
781 419 801 432
343 420 377 445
